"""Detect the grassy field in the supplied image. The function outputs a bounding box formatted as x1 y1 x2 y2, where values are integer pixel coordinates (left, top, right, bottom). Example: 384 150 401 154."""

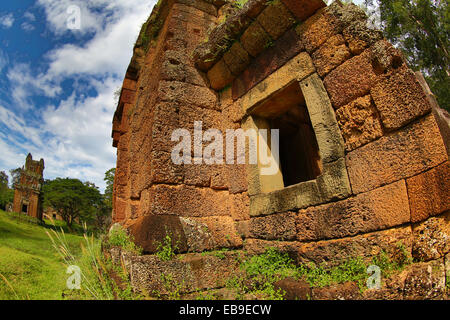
0 210 86 300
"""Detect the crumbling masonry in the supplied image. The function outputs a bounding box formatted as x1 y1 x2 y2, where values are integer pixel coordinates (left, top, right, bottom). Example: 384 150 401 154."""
110 0 450 298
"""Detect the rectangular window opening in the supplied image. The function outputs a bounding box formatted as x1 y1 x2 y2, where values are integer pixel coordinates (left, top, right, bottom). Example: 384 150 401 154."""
251 81 323 188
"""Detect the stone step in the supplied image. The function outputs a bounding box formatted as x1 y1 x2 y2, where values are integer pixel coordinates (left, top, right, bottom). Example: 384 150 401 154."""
108 247 245 297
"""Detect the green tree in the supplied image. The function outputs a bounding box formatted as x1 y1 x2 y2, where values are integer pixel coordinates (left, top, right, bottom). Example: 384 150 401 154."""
0 171 13 210
365 0 449 111
42 178 103 229
104 168 115 208
90 168 115 232
0 171 8 189
9 167 22 188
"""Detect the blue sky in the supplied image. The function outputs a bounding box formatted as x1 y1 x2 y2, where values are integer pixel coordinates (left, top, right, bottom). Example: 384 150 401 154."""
0 0 156 191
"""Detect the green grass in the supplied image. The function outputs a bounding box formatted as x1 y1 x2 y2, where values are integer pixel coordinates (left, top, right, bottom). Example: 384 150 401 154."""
0 210 85 300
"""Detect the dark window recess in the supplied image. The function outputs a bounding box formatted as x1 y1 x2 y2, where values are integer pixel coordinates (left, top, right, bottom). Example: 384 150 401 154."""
272 107 322 186
22 204 28 214
251 81 322 187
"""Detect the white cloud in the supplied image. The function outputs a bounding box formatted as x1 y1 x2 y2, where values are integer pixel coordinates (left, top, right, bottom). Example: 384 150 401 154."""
21 22 35 32
24 12 36 21
44 0 155 78
7 63 61 110
0 0 156 190
0 13 14 28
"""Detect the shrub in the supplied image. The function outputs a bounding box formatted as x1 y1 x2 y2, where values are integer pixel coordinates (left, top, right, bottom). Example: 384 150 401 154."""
108 225 142 255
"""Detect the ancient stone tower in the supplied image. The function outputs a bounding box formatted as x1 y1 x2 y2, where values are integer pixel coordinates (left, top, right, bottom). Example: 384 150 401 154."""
13 153 45 220
111 0 449 297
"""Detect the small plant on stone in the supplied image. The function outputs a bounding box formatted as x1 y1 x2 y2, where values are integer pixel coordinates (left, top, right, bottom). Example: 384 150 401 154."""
232 0 249 9
108 224 142 255
195 290 216 300
372 244 411 279
155 229 179 261
153 273 184 300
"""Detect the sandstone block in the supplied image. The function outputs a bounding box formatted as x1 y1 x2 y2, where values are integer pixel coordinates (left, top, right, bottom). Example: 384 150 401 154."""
273 278 311 300
129 251 243 295
407 161 450 223
336 95 383 151
281 0 326 21
342 20 383 55
297 180 410 241
240 21 272 58
403 260 447 300
150 151 184 184
295 7 339 53
227 164 248 194
158 81 218 110
149 184 232 218
371 67 432 131
207 58 235 91
250 180 323 217
257 1 295 40
370 40 405 72
316 158 352 202
223 42 251 77
249 212 297 241
232 28 304 99
412 211 450 262
180 216 243 252
311 282 361 300
323 49 379 108
346 114 448 194
128 215 188 254
241 0 268 19
230 192 250 221
121 88 135 104
299 73 345 163
312 34 351 77
295 226 413 267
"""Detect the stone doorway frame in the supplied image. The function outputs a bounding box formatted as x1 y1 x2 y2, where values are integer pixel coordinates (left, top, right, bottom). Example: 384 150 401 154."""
240 53 352 217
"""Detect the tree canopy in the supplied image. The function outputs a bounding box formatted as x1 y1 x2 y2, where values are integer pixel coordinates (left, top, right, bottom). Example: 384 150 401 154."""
365 0 449 111
0 171 14 210
42 178 103 228
104 168 115 209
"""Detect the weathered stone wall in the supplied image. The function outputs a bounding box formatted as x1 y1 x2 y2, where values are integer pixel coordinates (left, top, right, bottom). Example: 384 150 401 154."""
112 0 449 271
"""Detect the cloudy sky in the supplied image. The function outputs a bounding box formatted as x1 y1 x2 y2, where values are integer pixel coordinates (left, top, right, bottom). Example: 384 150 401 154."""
0 0 156 191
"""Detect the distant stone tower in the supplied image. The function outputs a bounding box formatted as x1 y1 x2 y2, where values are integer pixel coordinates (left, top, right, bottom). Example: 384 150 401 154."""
13 153 45 220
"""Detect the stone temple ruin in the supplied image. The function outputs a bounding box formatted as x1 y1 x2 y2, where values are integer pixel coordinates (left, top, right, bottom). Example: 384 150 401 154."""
13 153 45 220
110 0 450 299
